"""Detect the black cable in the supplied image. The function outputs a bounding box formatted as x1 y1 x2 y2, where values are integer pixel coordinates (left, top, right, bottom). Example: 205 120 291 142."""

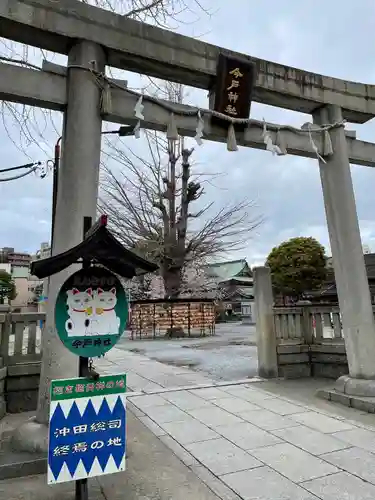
0 161 41 174
0 166 39 182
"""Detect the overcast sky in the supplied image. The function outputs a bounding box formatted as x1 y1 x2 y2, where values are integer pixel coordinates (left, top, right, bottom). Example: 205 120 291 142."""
1 0 375 266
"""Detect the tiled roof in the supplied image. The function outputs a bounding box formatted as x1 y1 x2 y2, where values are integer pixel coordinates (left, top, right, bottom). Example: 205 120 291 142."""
326 253 375 281
206 259 252 281
365 253 375 279
227 276 254 284
309 253 375 297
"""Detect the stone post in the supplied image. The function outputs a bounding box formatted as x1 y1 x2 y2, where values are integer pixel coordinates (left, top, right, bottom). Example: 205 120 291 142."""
13 41 105 452
314 105 375 395
0 306 10 418
254 266 278 378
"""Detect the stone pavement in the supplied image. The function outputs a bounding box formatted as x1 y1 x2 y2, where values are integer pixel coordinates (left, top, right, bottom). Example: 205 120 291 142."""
127 381 375 500
0 411 220 500
97 348 375 500
117 323 259 382
97 346 218 392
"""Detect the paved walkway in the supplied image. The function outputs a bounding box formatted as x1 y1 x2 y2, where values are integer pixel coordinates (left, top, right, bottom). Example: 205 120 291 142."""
97 347 219 392
97 348 375 500
128 382 375 500
117 323 258 381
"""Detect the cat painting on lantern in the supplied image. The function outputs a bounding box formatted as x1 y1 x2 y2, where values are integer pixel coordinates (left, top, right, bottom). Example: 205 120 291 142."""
91 287 120 335
65 288 94 337
65 286 120 337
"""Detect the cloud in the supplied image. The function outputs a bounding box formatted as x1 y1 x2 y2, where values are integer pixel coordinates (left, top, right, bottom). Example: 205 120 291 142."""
1 0 375 267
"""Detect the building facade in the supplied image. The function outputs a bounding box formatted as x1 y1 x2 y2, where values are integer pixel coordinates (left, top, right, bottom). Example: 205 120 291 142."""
0 243 51 310
206 259 254 318
0 247 31 268
0 247 31 308
29 242 51 310
307 252 375 305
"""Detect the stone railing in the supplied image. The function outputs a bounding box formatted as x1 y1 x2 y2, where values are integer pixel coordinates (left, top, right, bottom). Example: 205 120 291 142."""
272 304 347 380
253 266 351 381
273 305 343 344
0 311 44 365
0 311 44 415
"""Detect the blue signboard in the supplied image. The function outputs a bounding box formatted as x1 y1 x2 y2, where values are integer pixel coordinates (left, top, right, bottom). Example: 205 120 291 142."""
48 374 126 484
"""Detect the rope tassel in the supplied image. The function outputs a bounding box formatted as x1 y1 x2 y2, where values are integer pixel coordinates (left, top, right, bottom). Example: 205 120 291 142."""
134 95 145 120
262 120 282 155
167 113 179 141
134 120 141 139
194 110 204 146
307 125 326 163
100 82 112 115
227 123 238 151
323 129 333 157
275 129 287 155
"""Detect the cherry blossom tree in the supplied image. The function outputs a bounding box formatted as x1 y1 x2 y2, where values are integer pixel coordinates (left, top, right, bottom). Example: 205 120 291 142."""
124 273 164 300
124 260 225 301
179 261 224 299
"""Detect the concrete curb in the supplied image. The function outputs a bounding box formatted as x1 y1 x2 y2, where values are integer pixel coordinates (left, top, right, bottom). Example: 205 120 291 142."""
317 387 375 413
0 457 46 481
126 377 265 397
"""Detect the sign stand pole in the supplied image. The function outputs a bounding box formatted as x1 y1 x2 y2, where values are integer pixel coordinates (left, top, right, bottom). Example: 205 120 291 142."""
75 215 92 500
76 351 89 500
46 213 135 488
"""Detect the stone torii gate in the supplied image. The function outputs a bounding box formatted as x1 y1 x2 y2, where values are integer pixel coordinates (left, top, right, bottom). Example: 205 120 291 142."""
2 0 375 449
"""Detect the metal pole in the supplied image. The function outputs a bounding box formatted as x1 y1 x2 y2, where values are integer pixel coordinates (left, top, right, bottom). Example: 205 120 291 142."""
51 137 62 253
75 215 92 500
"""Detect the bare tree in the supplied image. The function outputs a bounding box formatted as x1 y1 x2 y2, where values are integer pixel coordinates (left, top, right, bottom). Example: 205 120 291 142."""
0 0 213 152
99 125 262 298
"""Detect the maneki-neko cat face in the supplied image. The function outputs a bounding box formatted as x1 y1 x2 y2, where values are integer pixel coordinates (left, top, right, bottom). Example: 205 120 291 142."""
95 287 117 315
66 288 93 314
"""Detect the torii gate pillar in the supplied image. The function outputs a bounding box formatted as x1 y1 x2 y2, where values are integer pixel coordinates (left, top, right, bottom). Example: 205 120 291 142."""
314 105 375 393
13 41 105 452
